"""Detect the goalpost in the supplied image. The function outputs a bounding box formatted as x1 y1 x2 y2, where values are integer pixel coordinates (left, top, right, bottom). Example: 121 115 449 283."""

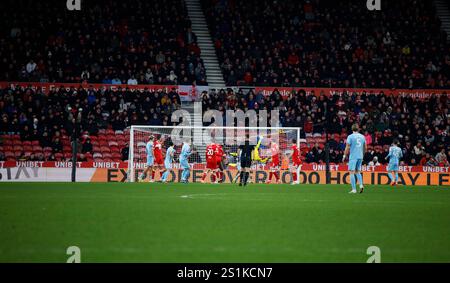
127 125 301 183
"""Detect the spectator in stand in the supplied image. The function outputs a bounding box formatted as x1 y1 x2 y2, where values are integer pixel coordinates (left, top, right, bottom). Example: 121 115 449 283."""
368 156 381 166
202 0 450 88
0 84 183 161
0 0 205 85
414 142 426 161
426 157 439 167
364 131 373 146
121 143 129 161
127 76 138 85
435 149 449 166
82 139 93 154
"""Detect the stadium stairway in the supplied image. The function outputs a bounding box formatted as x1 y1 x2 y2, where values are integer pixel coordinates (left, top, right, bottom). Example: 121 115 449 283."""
435 0 450 40
185 0 226 89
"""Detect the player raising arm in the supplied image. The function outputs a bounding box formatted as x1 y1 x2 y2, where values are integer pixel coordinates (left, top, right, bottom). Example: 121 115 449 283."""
160 141 175 183
386 139 403 186
343 124 366 193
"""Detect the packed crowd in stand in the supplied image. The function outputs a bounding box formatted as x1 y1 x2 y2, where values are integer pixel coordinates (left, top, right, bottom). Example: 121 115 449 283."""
0 0 207 85
0 0 449 166
202 0 450 88
1 84 448 166
0 85 181 162
202 88 450 166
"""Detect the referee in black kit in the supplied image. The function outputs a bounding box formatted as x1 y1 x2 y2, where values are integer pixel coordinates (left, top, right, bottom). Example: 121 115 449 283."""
238 135 255 186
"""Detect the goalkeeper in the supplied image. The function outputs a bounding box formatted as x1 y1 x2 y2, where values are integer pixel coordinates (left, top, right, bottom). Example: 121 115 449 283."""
251 135 270 164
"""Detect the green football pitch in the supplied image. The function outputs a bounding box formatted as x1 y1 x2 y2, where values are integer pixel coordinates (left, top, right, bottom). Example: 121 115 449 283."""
0 182 449 263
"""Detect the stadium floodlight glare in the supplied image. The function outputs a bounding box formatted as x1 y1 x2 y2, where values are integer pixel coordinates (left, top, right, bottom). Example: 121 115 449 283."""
127 125 301 182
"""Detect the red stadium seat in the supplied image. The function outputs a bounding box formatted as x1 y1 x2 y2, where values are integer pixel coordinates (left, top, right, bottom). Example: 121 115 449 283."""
3 145 13 151
13 145 23 152
103 153 112 159
32 145 43 152
108 141 118 147
93 153 103 158
98 141 109 147
111 152 122 159
23 145 33 151
5 151 14 158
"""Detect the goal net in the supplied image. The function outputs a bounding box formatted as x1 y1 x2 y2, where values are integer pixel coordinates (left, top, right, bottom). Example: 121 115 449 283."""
127 126 301 183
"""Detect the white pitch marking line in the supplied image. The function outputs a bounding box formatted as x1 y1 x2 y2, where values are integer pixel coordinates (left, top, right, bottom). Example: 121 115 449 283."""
180 193 225 199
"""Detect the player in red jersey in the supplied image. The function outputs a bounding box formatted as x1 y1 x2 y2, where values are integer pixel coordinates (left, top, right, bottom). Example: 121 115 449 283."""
215 143 225 183
201 143 218 183
266 139 281 184
287 139 302 185
151 136 164 181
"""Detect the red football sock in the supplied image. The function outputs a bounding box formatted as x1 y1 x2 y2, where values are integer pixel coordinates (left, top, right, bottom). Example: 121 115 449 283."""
151 171 155 180
292 172 297 182
268 172 273 181
275 172 280 182
201 172 207 181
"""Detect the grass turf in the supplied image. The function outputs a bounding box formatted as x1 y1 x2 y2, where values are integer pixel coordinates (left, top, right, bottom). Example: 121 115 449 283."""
0 182 449 263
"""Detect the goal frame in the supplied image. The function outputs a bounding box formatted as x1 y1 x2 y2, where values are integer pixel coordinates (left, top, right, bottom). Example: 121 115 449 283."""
128 125 301 182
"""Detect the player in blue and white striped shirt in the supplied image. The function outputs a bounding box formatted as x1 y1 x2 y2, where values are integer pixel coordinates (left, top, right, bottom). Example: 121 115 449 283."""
161 141 175 183
180 141 193 183
386 139 403 186
343 124 367 194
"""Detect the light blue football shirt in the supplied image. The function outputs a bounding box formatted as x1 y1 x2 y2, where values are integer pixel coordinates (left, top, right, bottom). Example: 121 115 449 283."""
387 145 402 164
346 132 366 160
165 146 175 164
180 143 191 161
